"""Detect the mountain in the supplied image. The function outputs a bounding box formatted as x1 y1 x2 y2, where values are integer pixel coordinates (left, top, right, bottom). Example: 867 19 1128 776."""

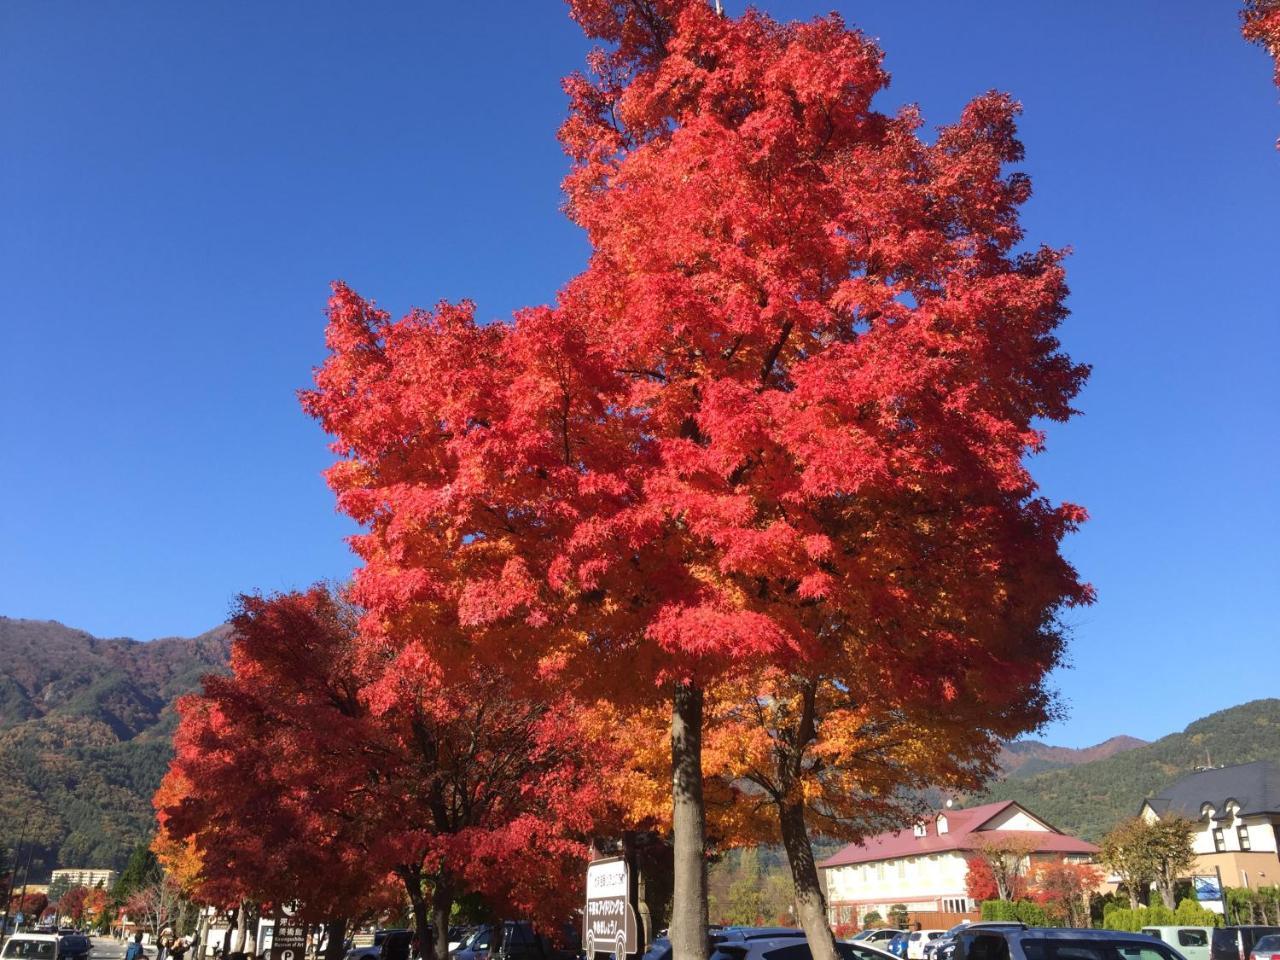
998 735 1148 779
980 698 1280 841
0 617 230 882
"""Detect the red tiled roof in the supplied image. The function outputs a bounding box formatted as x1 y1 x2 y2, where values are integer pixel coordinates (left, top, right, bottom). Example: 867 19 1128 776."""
818 801 1099 868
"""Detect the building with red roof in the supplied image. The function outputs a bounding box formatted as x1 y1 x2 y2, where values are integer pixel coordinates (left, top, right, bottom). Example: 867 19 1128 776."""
819 800 1099 927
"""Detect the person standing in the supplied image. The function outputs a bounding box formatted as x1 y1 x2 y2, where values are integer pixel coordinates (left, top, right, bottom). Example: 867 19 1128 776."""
171 936 191 960
126 934 145 960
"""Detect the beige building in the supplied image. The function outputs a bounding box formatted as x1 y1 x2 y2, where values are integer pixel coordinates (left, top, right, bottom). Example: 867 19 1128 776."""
819 800 1098 927
1141 760 1280 890
50 867 118 888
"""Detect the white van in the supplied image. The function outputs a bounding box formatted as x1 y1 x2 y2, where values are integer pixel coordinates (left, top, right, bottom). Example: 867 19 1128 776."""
1 935 60 960
1141 926 1214 960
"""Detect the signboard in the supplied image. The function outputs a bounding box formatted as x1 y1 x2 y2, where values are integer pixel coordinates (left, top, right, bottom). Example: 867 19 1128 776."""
1193 875 1225 914
270 901 306 960
583 857 637 960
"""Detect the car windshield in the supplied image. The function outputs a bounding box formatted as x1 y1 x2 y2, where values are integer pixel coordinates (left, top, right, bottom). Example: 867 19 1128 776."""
2 942 56 960
1255 937 1280 953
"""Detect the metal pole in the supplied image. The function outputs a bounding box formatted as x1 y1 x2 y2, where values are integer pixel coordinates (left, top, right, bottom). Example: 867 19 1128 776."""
1 819 28 934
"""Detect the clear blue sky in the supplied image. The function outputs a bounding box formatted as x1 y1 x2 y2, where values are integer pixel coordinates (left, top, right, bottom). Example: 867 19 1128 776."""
1 1 1276 748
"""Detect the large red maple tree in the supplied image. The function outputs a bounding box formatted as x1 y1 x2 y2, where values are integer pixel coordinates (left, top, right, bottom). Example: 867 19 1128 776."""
304 3 1089 959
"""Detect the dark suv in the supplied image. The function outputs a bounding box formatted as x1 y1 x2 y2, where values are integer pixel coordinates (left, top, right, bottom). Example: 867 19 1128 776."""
1211 927 1280 960
58 934 91 960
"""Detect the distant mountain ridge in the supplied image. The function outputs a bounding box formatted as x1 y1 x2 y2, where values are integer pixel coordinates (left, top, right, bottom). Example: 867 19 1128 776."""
0 617 230 880
981 698 1280 841
998 734 1148 779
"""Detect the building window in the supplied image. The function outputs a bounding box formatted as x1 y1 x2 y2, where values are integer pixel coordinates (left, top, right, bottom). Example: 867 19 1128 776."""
937 815 949 835
898 860 906 879
914 822 927 837
1213 828 1226 852
1238 826 1251 851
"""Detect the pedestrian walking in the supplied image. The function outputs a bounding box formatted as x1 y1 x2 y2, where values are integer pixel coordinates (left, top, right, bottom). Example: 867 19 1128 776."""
126 934 145 960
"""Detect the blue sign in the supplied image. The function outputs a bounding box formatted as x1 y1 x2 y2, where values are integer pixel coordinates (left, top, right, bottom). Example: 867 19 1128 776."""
1193 875 1223 902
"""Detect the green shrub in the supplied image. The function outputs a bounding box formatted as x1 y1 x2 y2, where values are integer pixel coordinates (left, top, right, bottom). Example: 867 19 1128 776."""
981 901 1048 925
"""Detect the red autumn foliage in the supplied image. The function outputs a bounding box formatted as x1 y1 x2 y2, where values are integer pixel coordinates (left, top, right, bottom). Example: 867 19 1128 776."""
964 855 1002 904
1244 1 1280 86
155 587 604 960
9 892 49 919
303 2 1089 957
1032 859 1101 926
57 885 89 923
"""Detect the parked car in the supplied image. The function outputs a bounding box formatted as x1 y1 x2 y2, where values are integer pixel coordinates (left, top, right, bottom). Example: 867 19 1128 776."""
1141 926 1214 960
1249 935 1280 960
710 930 810 960
346 929 413 960
933 925 1026 960
925 924 972 960
450 922 572 960
854 934 902 948
907 932 946 960
1212 928 1280 960
55 934 90 960
843 944 898 960
955 927 1186 960
712 934 909 960
1 934 60 960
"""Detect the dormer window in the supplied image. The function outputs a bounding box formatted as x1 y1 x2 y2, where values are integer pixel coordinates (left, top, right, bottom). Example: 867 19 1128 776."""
914 822 927 837
936 815 949 835
1201 803 1215 819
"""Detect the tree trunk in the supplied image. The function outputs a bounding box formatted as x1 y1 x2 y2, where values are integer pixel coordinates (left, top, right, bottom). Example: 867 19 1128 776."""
778 800 838 960
431 874 454 960
231 904 248 955
404 876 431 960
669 682 708 960
323 919 348 960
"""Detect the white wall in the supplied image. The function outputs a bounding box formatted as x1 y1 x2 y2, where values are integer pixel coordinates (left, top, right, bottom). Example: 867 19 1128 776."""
825 852 970 905
981 807 1051 833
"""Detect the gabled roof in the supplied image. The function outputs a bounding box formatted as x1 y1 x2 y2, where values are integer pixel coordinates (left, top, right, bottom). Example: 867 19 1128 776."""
1144 761 1280 820
818 800 1097 869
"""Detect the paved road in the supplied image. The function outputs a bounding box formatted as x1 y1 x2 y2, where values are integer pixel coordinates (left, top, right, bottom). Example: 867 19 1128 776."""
92 938 134 960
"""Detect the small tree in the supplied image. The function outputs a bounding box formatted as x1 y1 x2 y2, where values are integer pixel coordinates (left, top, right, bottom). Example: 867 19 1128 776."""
972 836 1038 902
862 911 883 928
1099 818 1155 908
1148 817 1197 910
1033 859 1100 927
888 904 909 928
125 873 191 937
965 856 1002 903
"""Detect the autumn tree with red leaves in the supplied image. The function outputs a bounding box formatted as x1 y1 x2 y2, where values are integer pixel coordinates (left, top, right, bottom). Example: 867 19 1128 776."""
964 856 1001 904
57 885 90 925
1032 859 1100 928
156 587 603 960
303 3 1089 960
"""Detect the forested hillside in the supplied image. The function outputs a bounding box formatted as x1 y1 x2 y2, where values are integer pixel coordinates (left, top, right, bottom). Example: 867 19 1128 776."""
981 699 1280 840
0 618 230 881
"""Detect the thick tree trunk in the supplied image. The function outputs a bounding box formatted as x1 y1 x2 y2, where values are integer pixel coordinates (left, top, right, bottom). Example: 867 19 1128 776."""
230 904 248 955
406 882 431 960
430 875 454 960
669 682 708 960
323 920 348 960
778 800 838 960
